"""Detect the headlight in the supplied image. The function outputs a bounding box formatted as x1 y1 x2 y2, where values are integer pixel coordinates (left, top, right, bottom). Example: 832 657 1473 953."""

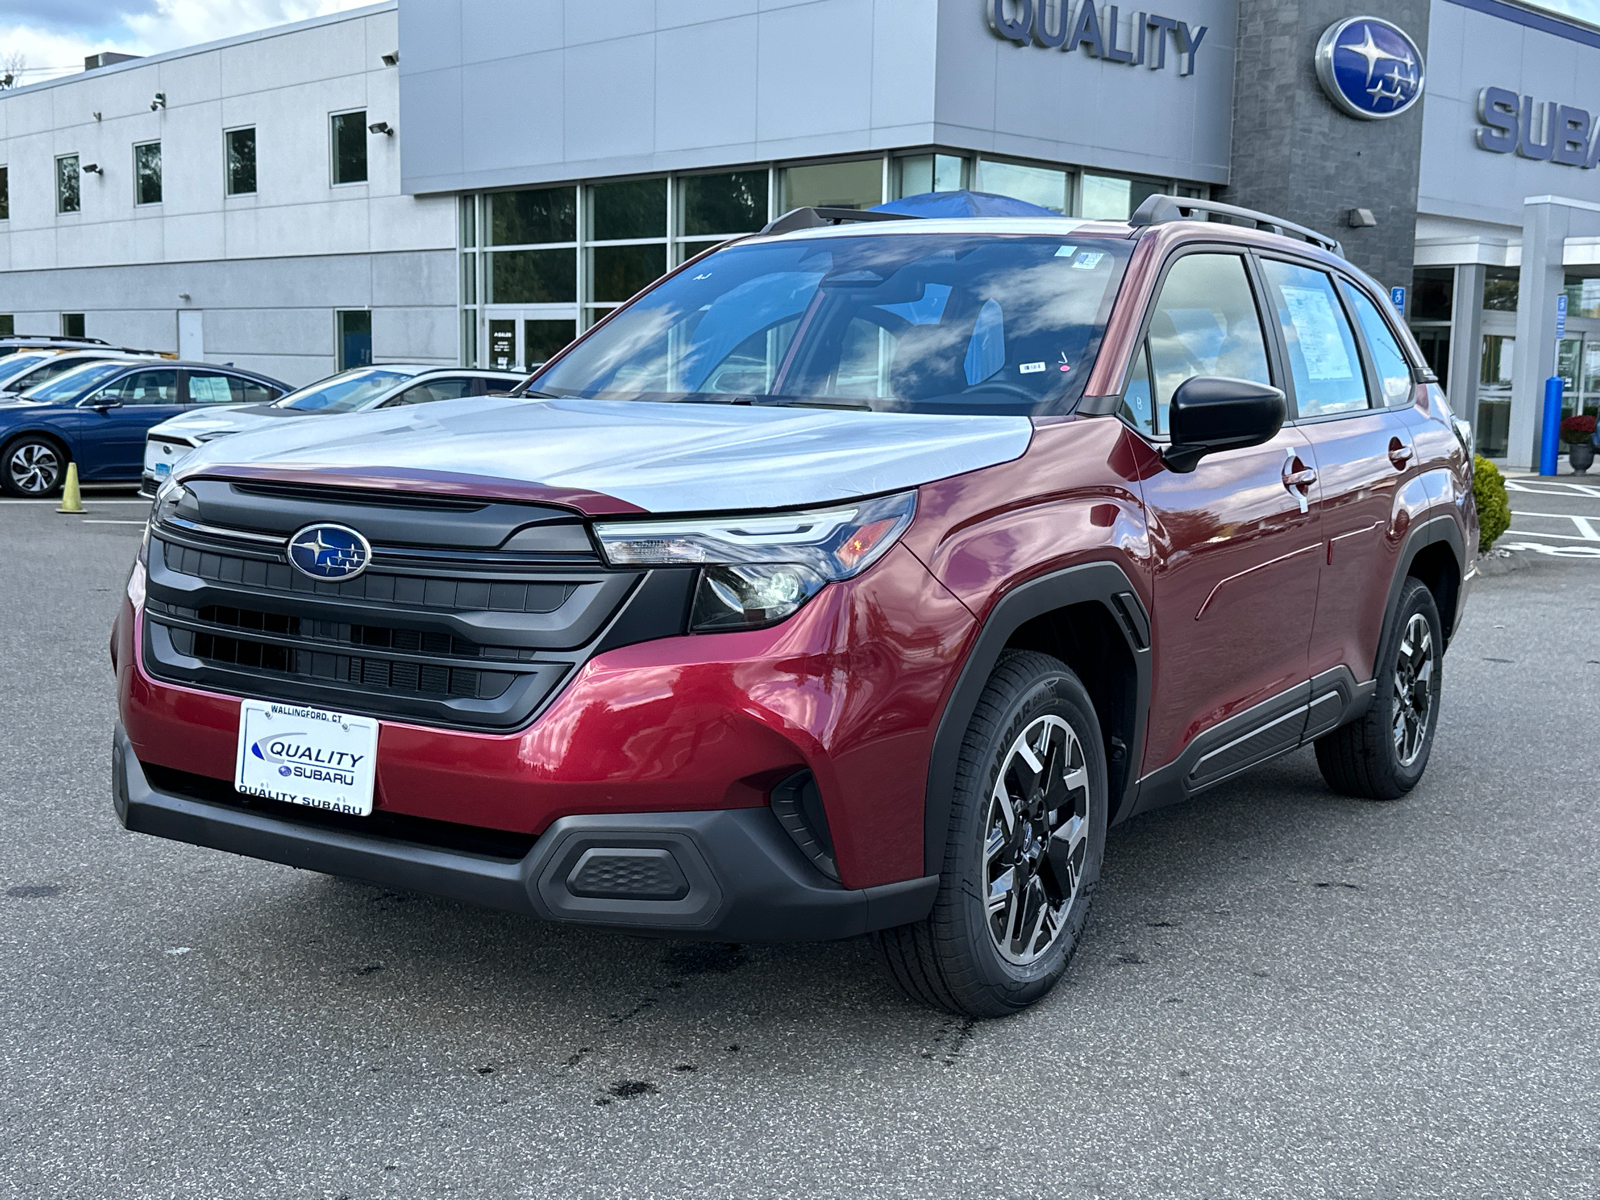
152 479 190 526
594 491 917 632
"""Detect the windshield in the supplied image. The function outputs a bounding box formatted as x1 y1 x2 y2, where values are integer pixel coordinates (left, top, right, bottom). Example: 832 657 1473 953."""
0 352 56 387
275 367 416 413
534 232 1133 416
20 361 133 402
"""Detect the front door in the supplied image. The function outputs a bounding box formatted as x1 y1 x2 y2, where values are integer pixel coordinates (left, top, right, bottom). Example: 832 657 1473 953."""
1122 250 1323 778
76 368 183 479
483 308 578 371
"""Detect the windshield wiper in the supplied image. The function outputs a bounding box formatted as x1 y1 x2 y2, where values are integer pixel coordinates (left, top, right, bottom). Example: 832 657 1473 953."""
678 394 873 411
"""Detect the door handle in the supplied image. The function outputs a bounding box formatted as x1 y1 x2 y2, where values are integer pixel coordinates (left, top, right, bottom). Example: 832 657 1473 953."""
1388 442 1415 469
1281 456 1317 514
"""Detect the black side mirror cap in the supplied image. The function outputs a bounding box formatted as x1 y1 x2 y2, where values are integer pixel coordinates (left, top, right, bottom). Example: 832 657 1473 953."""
1162 377 1286 473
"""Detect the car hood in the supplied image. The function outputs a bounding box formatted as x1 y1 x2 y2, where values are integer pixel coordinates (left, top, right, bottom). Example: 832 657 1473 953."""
149 404 306 441
174 395 1034 514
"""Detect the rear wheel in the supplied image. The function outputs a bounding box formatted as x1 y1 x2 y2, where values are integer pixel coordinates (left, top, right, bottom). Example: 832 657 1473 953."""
1 435 67 498
1315 577 1443 800
877 650 1108 1018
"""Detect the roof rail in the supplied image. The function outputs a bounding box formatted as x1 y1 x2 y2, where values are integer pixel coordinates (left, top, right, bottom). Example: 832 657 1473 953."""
1129 194 1344 257
760 206 919 236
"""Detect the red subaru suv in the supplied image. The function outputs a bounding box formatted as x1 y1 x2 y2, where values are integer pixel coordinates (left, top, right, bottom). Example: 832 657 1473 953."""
112 197 1476 1017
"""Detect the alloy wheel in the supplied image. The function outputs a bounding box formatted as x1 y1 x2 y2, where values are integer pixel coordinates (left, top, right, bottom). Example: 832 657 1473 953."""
7 442 62 496
1391 612 1434 768
983 714 1091 965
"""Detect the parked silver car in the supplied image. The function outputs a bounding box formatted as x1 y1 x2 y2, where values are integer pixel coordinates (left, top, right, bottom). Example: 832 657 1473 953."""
140 364 527 492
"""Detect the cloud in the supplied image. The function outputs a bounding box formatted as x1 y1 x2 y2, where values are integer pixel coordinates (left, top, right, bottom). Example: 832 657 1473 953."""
0 0 369 83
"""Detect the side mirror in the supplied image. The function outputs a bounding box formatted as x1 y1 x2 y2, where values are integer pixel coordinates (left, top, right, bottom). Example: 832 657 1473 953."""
79 395 122 410
1162 377 1286 473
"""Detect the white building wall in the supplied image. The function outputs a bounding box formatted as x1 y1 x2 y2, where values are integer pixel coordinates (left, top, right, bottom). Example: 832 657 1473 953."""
0 0 457 387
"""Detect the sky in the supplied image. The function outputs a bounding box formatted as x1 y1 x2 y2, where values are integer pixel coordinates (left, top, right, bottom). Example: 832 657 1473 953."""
0 1 371 82
4 0 1600 84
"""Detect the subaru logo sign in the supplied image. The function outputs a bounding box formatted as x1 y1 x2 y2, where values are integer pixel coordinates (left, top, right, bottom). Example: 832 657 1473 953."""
1315 16 1425 121
287 523 371 581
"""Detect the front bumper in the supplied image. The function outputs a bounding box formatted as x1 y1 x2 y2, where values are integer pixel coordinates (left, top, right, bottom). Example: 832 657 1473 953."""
112 722 937 941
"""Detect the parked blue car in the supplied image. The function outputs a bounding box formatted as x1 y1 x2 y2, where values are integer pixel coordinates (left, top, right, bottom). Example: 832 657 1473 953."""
0 359 287 497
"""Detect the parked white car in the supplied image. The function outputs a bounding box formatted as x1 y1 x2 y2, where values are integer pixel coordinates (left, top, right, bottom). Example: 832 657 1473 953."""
140 364 526 493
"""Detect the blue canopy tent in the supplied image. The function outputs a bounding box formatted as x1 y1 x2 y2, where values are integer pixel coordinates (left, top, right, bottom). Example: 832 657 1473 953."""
871 190 1061 218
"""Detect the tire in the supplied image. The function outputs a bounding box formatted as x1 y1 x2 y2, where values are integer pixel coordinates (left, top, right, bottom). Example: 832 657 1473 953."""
877 650 1108 1018
1 435 68 498
1315 577 1443 801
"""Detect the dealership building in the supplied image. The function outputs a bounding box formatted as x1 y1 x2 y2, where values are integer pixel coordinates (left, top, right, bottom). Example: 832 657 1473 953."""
0 0 1598 466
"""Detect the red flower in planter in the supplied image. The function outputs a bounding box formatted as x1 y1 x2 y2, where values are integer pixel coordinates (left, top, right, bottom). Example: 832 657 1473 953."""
1560 414 1598 444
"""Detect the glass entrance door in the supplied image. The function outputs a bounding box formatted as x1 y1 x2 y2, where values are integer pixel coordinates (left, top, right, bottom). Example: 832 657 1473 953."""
484 308 578 371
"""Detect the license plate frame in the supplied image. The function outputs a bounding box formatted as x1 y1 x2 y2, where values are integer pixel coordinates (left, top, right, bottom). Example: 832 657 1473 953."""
234 700 379 817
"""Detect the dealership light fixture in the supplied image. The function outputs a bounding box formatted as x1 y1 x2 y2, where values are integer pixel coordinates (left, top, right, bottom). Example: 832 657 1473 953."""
368 120 394 136
81 162 102 174
380 50 399 66
1346 208 1377 228
150 91 166 110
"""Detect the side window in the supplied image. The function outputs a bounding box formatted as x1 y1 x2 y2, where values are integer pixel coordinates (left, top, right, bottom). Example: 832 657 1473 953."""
185 371 235 404
1141 253 1272 436
106 370 179 405
1120 343 1155 435
1341 280 1414 406
1260 259 1369 418
381 378 475 407
480 375 524 394
229 377 280 404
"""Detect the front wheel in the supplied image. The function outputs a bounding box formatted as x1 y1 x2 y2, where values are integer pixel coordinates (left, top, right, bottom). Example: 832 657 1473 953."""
1315 576 1443 800
1 435 67 498
877 650 1108 1018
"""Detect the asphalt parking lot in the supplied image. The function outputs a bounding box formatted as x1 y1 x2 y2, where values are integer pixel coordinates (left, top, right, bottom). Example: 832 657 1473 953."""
1 491 1597 1200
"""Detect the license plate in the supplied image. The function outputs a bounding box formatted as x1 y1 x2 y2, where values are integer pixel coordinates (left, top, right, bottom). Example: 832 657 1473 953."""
154 462 170 478
234 700 379 816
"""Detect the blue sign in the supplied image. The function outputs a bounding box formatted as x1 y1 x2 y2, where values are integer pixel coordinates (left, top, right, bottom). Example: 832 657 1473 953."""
287 523 372 581
1557 292 1568 340
1314 17 1425 121
1390 286 1406 315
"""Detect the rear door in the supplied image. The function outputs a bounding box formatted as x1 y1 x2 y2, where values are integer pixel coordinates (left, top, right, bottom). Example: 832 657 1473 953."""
1124 249 1323 782
1257 258 1421 720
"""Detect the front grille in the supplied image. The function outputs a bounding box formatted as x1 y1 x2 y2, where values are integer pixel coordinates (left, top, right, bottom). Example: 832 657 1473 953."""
140 478 695 731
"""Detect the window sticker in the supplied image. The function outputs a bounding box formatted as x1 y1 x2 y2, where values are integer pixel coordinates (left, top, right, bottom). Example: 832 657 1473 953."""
1280 284 1356 382
1020 362 1047 374
1054 245 1078 258
1072 252 1106 270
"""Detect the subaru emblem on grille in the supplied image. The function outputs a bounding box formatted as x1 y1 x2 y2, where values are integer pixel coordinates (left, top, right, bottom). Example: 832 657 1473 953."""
286 523 372 581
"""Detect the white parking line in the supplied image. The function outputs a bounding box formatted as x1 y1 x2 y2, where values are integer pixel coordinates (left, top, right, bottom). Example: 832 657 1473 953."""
1509 511 1600 540
1505 479 1600 498
4 498 149 505
82 520 147 525
1503 540 1600 558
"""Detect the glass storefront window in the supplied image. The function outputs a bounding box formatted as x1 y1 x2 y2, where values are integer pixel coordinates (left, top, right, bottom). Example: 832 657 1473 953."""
1081 175 1130 220
680 171 768 237
459 196 476 247
459 253 476 305
1563 275 1600 318
782 159 883 210
593 177 667 241
491 187 576 246
488 248 576 304
1558 337 1583 406
1482 267 1519 312
1481 334 1514 386
898 154 964 196
1584 341 1600 395
592 243 667 304
525 319 576 367
976 159 1067 213
1411 268 1453 321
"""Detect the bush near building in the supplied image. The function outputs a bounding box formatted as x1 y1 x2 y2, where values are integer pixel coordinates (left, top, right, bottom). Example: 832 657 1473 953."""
1473 454 1511 553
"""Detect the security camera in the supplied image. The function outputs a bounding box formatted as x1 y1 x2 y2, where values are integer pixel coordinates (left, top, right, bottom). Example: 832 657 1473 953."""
150 92 166 110
380 50 399 66
368 120 394 136
81 162 102 174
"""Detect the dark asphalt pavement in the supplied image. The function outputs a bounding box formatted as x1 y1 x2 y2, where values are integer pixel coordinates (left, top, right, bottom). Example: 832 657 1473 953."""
1 493 1596 1199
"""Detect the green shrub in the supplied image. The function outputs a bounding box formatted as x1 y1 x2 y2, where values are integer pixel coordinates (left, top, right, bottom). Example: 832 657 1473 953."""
1473 454 1510 553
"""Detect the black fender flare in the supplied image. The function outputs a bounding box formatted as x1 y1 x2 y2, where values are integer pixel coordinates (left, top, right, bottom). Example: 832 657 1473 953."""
922 560 1152 877
1372 513 1466 680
